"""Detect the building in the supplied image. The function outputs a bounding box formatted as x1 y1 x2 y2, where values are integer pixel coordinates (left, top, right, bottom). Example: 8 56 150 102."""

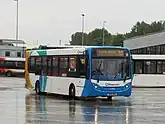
123 31 165 54
123 31 165 87
0 39 26 58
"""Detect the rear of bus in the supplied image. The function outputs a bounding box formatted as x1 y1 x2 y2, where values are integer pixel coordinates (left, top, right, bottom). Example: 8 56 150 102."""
82 47 133 98
0 57 25 77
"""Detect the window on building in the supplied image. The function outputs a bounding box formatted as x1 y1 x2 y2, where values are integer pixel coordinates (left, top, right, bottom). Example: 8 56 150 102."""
157 61 162 74
134 61 143 74
162 61 165 73
17 52 21 57
144 61 156 74
156 45 161 54
5 51 10 57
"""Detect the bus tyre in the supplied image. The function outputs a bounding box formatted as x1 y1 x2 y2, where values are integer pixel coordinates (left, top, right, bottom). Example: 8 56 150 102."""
35 82 41 95
107 96 112 101
6 71 12 77
69 84 75 99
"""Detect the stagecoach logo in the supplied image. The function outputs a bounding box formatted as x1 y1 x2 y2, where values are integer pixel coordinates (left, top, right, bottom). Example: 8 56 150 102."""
105 83 120 86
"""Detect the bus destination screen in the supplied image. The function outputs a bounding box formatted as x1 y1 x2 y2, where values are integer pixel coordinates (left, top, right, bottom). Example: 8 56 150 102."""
92 49 127 57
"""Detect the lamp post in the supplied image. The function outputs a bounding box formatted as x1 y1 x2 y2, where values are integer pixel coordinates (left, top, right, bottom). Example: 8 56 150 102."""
14 0 19 40
81 14 85 46
102 21 106 46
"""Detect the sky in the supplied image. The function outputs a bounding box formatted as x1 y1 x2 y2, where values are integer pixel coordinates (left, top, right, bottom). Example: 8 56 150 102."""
0 0 165 47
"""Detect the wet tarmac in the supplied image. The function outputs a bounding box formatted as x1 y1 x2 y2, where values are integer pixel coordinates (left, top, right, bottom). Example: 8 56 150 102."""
0 77 165 124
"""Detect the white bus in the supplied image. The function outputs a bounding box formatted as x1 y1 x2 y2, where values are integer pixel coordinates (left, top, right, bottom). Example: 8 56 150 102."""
132 54 165 87
25 46 133 100
0 57 25 77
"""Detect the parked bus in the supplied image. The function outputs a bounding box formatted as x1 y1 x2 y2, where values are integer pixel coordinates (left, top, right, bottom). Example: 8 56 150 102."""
132 54 165 87
0 57 25 77
25 46 133 100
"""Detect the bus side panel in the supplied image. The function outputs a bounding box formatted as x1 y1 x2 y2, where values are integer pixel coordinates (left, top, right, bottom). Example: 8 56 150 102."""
25 51 33 89
45 77 86 97
29 73 40 88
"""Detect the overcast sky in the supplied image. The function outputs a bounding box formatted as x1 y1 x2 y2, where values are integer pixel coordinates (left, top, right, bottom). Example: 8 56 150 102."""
0 0 165 46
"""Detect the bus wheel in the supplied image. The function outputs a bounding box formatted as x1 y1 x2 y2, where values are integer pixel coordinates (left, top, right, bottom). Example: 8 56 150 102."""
6 71 12 77
69 84 75 99
35 81 40 95
107 96 112 101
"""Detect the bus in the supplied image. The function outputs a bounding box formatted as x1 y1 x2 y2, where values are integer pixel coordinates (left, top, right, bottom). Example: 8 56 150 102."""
25 46 133 100
0 57 25 77
132 54 165 87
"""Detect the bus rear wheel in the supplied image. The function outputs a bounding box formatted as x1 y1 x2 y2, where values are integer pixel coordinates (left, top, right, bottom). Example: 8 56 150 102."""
6 71 12 77
69 84 75 99
35 81 41 95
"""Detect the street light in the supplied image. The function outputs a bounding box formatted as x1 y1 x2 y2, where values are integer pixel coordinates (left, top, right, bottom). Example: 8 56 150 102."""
81 14 85 46
14 0 19 40
102 21 106 46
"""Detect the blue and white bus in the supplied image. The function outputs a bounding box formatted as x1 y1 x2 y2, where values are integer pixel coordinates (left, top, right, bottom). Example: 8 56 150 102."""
25 46 133 100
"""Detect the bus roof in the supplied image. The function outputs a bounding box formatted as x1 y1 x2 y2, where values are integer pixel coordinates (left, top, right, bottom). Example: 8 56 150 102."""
30 46 130 56
132 54 165 60
35 45 129 50
0 57 25 61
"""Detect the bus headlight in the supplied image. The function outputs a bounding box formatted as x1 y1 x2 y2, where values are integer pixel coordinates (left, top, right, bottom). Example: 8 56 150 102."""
124 83 130 89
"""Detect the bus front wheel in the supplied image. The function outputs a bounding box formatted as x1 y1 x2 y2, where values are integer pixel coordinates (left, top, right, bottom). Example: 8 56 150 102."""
69 84 75 99
35 81 41 95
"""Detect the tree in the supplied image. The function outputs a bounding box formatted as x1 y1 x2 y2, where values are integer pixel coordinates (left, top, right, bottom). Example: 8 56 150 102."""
70 32 88 45
70 20 165 46
112 34 125 46
125 21 165 39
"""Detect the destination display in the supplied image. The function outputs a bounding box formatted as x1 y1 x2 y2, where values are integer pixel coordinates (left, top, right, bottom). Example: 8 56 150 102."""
92 49 126 57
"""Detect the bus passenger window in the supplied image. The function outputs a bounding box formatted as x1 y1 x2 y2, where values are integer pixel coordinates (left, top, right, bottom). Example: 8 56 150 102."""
16 61 25 69
59 57 68 77
30 57 35 72
42 57 47 76
52 57 58 76
79 56 86 77
47 57 52 76
0 60 4 68
69 57 76 72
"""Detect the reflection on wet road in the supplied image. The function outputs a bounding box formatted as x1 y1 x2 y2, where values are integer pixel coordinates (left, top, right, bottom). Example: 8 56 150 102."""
0 77 165 123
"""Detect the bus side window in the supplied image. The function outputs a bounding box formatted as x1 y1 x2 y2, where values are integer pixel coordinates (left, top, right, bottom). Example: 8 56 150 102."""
29 57 35 73
85 56 89 79
42 56 47 76
35 57 42 75
0 60 5 68
68 56 77 77
47 56 52 76
16 61 25 69
79 56 86 77
52 56 58 76
59 56 68 77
